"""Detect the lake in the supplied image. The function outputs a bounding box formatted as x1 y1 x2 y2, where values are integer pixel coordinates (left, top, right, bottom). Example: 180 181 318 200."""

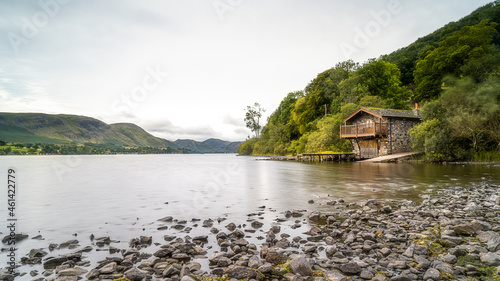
0 154 499 276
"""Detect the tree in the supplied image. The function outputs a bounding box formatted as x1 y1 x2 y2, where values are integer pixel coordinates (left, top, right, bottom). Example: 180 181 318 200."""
357 59 411 109
413 20 498 101
244 103 265 138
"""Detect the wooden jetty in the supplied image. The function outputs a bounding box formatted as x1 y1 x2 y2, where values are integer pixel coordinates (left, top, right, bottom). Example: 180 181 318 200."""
296 153 355 162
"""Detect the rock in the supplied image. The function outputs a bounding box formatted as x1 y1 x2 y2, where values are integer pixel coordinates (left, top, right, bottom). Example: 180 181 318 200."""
258 263 274 273
181 276 197 281
248 255 261 269
192 235 208 243
389 275 411 281
380 247 391 256
289 255 313 276
0 269 15 281
388 260 407 269
381 205 392 213
99 262 117 274
124 267 148 281
158 216 173 222
43 257 69 269
478 231 500 252
453 221 483 236
224 265 257 279
57 267 88 276
339 262 361 274
202 219 213 227
251 221 264 228
423 268 441 281
265 248 287 264
480 252 500 266
443 254 457 264
415 256 431 269
29 248 48 258
54 276 78 281
226 222 236 231
323 270 347 281
359 269 374 279
326 246 336 257
308 212 320 222
2 233 28 244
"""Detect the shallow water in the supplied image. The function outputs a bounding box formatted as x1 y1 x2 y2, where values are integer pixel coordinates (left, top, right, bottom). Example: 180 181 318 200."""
0 154 499 276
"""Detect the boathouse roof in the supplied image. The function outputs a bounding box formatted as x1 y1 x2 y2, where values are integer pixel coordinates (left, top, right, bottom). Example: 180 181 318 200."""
343 107 421 123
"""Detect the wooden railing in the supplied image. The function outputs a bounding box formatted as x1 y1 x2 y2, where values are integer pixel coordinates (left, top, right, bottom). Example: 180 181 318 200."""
340 123 388 138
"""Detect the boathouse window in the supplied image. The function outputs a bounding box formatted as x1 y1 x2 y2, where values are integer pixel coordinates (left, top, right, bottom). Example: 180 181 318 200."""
366 119 373 126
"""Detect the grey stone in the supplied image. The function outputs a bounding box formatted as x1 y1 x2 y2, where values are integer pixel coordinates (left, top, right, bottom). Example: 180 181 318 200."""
423 268 441 281
265 248 287 265
248 255 261 269
124 267 148 281
339 262 361 274
289 255 313 276
323 270 347 281
480 252 500 266
224 265 257 279
442 254 457 264
57 267 88 276
54 276 78 281
453 221 483 236
389 275 411 281
359 269 374 279
257 263 274 273
99 262 117 274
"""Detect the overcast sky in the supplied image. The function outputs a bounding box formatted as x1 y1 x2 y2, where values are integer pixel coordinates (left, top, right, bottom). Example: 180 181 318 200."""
0 0 492 141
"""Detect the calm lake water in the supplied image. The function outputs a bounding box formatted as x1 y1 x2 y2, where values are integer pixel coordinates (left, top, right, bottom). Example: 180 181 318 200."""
1 154 499 276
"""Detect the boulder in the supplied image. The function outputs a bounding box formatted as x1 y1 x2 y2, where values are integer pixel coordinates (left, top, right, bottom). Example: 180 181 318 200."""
224 265 257 279
339 262 361 274
288 255 313 276
124 267 148 281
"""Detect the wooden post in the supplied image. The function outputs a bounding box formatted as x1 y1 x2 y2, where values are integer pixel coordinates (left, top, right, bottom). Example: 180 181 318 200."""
355 124 358 138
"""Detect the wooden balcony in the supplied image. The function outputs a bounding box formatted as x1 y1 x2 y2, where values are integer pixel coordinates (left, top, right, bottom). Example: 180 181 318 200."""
340 123 388 139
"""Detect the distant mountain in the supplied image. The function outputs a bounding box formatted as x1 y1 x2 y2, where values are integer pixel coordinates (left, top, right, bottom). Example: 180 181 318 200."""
174 138 242 153
0 112 241 153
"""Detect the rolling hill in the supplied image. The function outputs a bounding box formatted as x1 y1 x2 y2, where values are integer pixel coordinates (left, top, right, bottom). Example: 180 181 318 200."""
0 113 241 153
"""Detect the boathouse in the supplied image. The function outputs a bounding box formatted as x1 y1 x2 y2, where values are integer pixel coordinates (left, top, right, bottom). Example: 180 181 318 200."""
340 107 421 159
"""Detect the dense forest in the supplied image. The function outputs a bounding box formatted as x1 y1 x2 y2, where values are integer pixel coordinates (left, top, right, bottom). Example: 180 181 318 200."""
238 2 500 161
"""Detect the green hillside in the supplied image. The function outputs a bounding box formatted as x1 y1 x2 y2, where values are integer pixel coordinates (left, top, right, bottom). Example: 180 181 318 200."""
0 123 67 144
382 1 500 87
0 113 178 148
174 138 241 153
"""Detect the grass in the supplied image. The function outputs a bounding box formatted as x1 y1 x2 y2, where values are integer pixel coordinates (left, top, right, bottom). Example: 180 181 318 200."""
473 150 500 162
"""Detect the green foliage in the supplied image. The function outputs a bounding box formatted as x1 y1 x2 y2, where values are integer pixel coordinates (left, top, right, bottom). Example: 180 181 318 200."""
359 95 387 108
357 59 411 109
383 2 500 86
410 76 500 161
414 20 498 101
237 138 257 155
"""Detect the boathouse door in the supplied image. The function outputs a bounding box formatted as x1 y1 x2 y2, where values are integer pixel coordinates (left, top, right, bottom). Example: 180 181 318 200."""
360 139 378 158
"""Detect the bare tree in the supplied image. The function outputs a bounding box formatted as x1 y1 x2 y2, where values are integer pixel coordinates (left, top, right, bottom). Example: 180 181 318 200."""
244 103 265 138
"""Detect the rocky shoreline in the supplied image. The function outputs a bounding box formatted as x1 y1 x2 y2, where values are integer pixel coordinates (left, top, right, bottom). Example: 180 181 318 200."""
2 182 500 281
